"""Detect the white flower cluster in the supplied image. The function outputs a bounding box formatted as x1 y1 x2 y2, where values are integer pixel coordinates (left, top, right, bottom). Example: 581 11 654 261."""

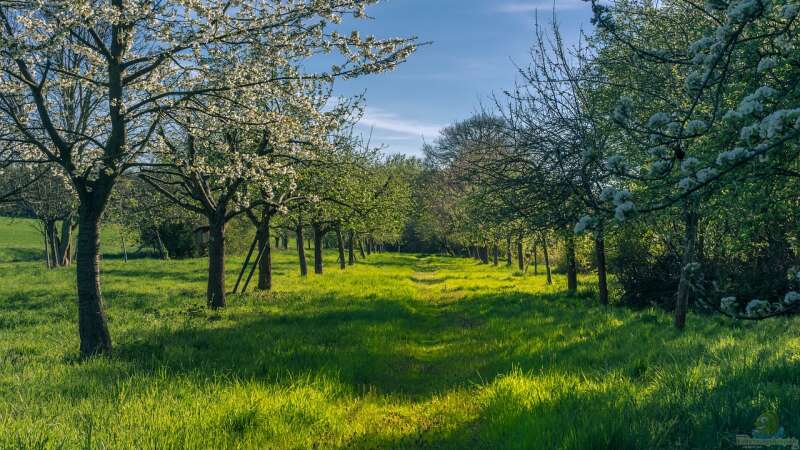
745 299 771 316
605 188 634 222
720 296 738 314
719 268 800 318
605 155 628 174
612 96 634 125
574 215 597 234
0 0 417 194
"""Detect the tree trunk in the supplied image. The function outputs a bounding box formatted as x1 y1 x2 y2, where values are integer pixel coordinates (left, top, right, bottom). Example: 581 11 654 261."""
75 204 112 356
206 215 226 308
59 216 75 266
336 224 346 270
565 232 578 294
492 242 499 266
516 239 524 271
595 226 609 306
506 235 512 266
366 238 372 255
154 226 168 260
257 209 272 291
347 230 356 265
296 222 307 277
480 244 489 264
542 236 552 285
45 219 61 267
533 242 539 275
42 224 51 269
282 234 288 250
359 239 366 258
675 200 699 330
120 232 128 263
274 235 280 249
313 222 323 274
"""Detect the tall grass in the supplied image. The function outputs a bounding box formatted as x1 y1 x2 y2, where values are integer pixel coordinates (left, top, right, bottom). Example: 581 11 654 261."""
1 243 798 448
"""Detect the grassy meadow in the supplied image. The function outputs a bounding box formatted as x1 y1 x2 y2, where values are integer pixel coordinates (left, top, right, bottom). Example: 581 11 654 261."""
1 219 799 449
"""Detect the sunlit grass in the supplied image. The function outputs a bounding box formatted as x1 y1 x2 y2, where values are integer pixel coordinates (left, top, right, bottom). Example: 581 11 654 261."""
1 229 799 448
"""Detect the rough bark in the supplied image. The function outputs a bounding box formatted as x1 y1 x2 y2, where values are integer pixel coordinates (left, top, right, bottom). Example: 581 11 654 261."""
675 200 699 330
359 239 366 258
206 215 226 308
313 222 323 275
516 239 524 271
595 226 609 306
296 222 307 277
565 233 578 294
257 209 272 291
76 203 112 356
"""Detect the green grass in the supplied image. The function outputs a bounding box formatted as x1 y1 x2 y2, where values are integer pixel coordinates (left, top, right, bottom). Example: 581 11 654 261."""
0 217 43 262
0 217 132 263
1 235 800 448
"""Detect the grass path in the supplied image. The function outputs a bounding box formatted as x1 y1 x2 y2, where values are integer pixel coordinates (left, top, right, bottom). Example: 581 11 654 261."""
1 252 800 449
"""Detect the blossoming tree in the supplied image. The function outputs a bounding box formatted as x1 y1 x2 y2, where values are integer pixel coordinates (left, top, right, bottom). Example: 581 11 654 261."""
0 0 417 356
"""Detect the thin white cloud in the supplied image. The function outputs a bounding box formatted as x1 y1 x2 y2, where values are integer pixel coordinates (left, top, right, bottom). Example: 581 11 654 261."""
497 0 589 13
359 107 443 138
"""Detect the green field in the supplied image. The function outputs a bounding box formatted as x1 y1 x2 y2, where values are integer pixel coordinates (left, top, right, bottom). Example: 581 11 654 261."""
0 217 133 264
1 220 799 449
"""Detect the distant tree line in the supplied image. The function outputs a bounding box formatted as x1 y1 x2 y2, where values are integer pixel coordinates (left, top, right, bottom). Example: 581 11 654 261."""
400 0 800 329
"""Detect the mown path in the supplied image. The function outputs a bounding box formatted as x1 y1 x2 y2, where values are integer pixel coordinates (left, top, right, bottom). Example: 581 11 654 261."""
1 252 799 449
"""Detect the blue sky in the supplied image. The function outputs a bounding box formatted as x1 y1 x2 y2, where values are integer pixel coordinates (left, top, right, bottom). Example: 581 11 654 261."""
334 0 597 156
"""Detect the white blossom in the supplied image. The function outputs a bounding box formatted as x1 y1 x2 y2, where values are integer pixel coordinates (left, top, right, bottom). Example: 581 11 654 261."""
745 299 770 316
782 4 800 19
720 297 737 313
606 155 628 174
696 167 718 183
681 157 701 174
614 201 635 222
783 292 800 306
685 120 707 135
716 147 752 166
612 96 634 125
647 112 671 128
574 215 596 234
757 56 779 72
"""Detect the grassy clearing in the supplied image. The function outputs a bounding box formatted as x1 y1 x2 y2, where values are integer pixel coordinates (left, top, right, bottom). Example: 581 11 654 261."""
1 224 799 448
0 217 131 263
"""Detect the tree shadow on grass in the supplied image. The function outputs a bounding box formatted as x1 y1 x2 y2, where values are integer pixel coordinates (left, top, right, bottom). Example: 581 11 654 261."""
98 286 709 400
33 272 799 449
0 247 42 263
